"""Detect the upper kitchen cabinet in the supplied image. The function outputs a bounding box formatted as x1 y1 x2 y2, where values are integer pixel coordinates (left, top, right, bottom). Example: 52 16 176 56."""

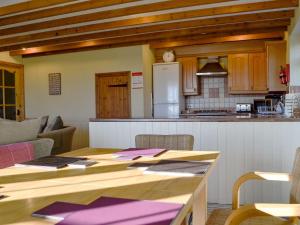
177 57 200 95
266 41 287 92
228 54 250 93
249 52 268 92
228 53 268 94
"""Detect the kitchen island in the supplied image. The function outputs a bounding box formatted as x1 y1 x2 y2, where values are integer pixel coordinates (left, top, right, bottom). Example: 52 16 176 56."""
89 116 300 205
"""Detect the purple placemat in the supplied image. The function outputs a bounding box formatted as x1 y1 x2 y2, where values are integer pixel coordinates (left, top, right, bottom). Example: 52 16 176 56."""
114 155 141 161
32 202 86 220
56 196 183 225
115 148 166 158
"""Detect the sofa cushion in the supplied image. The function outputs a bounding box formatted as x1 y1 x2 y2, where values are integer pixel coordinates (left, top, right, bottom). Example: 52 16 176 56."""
38 115 49 133
44 116 64 132
0 118 41 145
0 142 34 169
27 138 54 159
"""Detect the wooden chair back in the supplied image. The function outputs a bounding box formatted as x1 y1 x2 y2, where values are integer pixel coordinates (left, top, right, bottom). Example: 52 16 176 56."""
290 148 300 204
135 134 194 150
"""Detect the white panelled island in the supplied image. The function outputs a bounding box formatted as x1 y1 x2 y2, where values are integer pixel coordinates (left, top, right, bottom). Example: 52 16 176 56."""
89 116 300 205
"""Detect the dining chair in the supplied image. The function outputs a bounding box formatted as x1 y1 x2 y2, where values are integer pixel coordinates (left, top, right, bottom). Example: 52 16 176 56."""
135 134 194 225
135 134 194 150
206 148 300 225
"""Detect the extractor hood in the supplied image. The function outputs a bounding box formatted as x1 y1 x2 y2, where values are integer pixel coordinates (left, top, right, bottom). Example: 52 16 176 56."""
196 57 228 76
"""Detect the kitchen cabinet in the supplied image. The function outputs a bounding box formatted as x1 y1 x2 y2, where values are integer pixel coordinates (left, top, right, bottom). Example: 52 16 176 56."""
249 52 268 92
177 57 200 95
228 54 250 92
266 41 287 92
228 52 268 94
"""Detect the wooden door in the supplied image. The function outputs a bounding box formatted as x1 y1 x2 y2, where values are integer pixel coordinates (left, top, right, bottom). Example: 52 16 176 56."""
95 72 131 119
178 57 200 95
0 61 24 121
249 52 268 92
228 54 250 93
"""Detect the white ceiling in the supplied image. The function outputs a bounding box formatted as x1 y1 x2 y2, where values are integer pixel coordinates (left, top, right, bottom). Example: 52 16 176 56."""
0 0 28 7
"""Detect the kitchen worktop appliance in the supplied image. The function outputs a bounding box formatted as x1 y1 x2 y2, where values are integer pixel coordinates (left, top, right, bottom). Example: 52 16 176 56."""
236 103 252 113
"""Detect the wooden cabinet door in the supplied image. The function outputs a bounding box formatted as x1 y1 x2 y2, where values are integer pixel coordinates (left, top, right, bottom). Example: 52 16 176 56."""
266 41 287 92
228 54 250 93
178 57 199 95
249 52 268 92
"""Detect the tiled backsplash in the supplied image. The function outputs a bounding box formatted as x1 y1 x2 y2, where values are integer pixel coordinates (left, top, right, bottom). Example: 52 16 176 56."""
186 77 265 110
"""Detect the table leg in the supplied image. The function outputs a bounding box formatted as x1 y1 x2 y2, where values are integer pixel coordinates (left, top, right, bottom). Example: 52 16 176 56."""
192 182 208 225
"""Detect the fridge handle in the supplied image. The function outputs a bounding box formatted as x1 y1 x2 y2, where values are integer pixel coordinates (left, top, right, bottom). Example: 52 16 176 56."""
150 92 153 117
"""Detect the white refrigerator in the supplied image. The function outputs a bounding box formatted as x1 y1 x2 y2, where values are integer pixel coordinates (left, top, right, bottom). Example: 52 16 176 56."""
153 62 185 118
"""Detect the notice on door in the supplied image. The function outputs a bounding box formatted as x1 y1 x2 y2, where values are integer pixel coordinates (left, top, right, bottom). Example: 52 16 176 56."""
132 72 143 89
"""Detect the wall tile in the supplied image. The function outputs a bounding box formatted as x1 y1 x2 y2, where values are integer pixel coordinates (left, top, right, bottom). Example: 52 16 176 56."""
186 77 265 110
290 86 300 93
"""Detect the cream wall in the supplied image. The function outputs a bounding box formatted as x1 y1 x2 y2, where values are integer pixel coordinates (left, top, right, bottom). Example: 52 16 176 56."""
142 45 155 118
21 46 149 149
0 52 22 64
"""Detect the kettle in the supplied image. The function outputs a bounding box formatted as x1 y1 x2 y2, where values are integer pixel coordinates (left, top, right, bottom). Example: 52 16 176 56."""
275 100 285 114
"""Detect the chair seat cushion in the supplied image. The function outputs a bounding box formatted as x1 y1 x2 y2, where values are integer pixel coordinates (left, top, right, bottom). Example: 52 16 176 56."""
206 209 292 225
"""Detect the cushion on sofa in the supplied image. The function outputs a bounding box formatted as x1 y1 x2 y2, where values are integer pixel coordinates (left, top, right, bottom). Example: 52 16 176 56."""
27 138 54 159
0 118 41 145
38 115 49 133
0 142 34 169
44 116 64 133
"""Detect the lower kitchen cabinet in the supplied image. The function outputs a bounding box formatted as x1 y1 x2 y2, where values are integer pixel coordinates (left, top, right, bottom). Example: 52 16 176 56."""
90 120 300 204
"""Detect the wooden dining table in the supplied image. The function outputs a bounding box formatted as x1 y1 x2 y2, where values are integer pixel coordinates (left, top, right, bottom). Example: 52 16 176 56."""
0 148 219 225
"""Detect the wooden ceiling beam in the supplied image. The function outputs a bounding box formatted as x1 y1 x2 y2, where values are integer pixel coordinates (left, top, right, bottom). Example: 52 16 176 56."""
149 32 285 49
9 27 286 56
0 0 141 26
0 0 76 17
0 0 238 36
0 0 298 37
0 18 291 51
18 32 284 58
0 9 294 47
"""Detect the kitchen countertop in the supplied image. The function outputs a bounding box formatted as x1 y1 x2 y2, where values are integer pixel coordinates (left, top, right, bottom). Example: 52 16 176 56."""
90 114 300 122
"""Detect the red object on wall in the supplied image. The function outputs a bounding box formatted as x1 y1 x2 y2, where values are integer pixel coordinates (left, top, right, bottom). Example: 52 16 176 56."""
279 64 289 85
286 64 290 83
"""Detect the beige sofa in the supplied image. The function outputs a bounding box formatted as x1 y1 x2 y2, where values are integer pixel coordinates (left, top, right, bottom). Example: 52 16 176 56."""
38 126 76 155
0 118 54 158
